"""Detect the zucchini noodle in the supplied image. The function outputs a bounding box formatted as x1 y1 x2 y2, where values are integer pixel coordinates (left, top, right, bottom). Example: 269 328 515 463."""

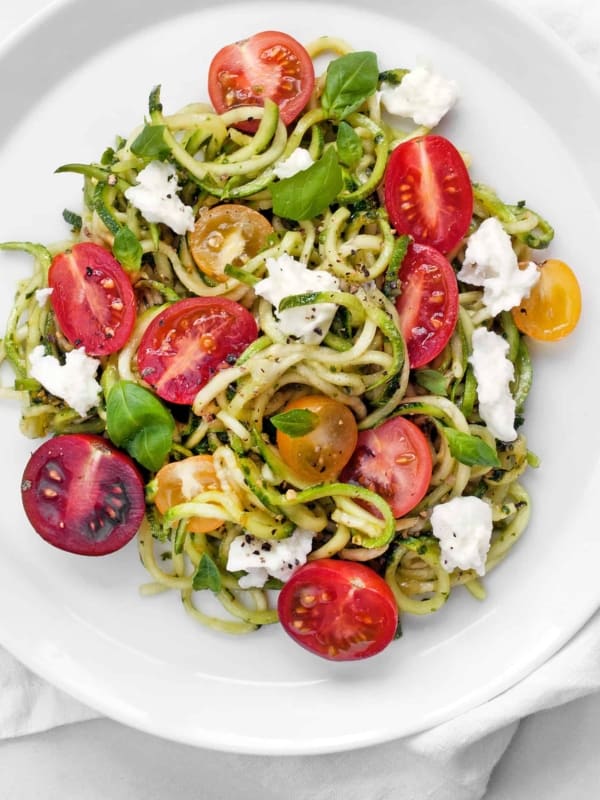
0 34 550 639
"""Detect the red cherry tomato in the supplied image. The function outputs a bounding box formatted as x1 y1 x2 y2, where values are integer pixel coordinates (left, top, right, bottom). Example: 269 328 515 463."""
48 242 136 356
208 30 315 132
21 434 145 556
384 135 473 254
278 559 399 661
340 416 432 518
136 297 258 405
395 242 459 368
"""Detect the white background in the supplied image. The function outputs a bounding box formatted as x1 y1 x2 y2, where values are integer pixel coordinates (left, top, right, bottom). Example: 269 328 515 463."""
1 0 600 797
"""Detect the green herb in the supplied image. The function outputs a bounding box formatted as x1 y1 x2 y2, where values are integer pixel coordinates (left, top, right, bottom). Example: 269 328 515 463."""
271 147 343 221
271 408 319 438
443 427 501 468
336 121 363 167
106 380 175 471
415 369 448 396
192 553 222 592
130 124 171 160
322 51 379 120
113 226 143 271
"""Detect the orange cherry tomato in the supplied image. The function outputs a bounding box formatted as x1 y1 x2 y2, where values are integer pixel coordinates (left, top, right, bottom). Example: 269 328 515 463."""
512 258 581 341
188 204 274 283
276 395 358 484
154 454 223 533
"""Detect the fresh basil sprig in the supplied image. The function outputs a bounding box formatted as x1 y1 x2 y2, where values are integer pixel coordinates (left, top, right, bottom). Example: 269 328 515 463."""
113 226 143 272
336 121 363 167
192 552 222 592
106 380 175 471
271 408 319 438
271 147 343 221
443 427 501 468
322 51 379 120
130 124 171 160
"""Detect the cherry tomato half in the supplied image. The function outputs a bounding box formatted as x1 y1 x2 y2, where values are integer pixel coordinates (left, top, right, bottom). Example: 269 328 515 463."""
48 242 136 356
278 559 399 661
208 30 315 132
188 204 274 283
340 416 433 518
395 242 459 368
137 297 258 405
154 454 223 533
276 395 358 483
384 135 473 255
21 433 145 556
511 258 581 341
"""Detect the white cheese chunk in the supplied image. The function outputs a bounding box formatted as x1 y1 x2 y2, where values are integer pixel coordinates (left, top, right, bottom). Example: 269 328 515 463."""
254 253 339 344
273 148 314 179
469 327 517 442
29 346 101 417
34 287 53 307
226 528 314 589
124 161 195 235
380 64 459 128
457 217 540 315
430 495 493 576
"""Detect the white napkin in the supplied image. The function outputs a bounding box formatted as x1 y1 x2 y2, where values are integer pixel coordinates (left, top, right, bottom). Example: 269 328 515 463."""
1 1 600 798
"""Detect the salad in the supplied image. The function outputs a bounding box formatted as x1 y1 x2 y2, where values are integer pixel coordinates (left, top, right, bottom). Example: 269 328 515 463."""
0 30 581 661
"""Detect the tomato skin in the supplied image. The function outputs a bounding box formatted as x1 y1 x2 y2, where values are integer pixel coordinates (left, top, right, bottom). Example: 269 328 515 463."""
136 297 258 405
395 242 459 368
21 434 145 556
154 454 223 533
340 416 432 518
48 242 136 356
278 559 398 661
188 204 273 283
512 258 581 341
384 135 473 254
276 395 358 483
208 30 315 132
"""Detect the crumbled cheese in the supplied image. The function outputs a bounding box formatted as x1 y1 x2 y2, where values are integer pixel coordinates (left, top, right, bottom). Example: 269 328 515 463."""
226 528 314 589
254 253 340 344
273 148 314 180
34 287 53 307
457 217 540 315
29 346 101 417
469 327 517 442
124 161 195 235
430 495 493 576
380 63 459 128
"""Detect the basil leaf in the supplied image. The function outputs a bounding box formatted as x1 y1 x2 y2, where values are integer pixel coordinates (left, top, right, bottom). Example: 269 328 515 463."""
444 427 501 467
192 553 222 592
414 369 449 396
130 124 170 159
106 380 175 471
271 408 319 438
271 147 343 221
113 226 143 271
336 121 363 167
322 51 379 120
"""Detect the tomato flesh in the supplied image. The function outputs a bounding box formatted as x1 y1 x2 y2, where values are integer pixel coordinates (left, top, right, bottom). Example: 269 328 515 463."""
188 204 273 283
395 242 459 368
21 434 145 556
154 454 223 533
384 135 473 254
48 242 136 356
278 559 398 661
341 416 432 518
276 395 358 483
137 297 258 405
512 258 581 341
208 30 315 132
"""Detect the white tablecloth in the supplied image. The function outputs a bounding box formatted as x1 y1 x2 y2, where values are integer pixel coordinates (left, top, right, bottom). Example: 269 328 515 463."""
1 1 599 797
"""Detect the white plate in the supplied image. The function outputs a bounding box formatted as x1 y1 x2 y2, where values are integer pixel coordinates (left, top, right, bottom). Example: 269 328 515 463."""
0 0 599 756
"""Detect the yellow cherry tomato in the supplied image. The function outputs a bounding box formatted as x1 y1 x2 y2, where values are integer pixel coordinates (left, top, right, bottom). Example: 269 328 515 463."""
276 395 358 484
188 204 273 283
154 454 222 533
512 258 581 341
